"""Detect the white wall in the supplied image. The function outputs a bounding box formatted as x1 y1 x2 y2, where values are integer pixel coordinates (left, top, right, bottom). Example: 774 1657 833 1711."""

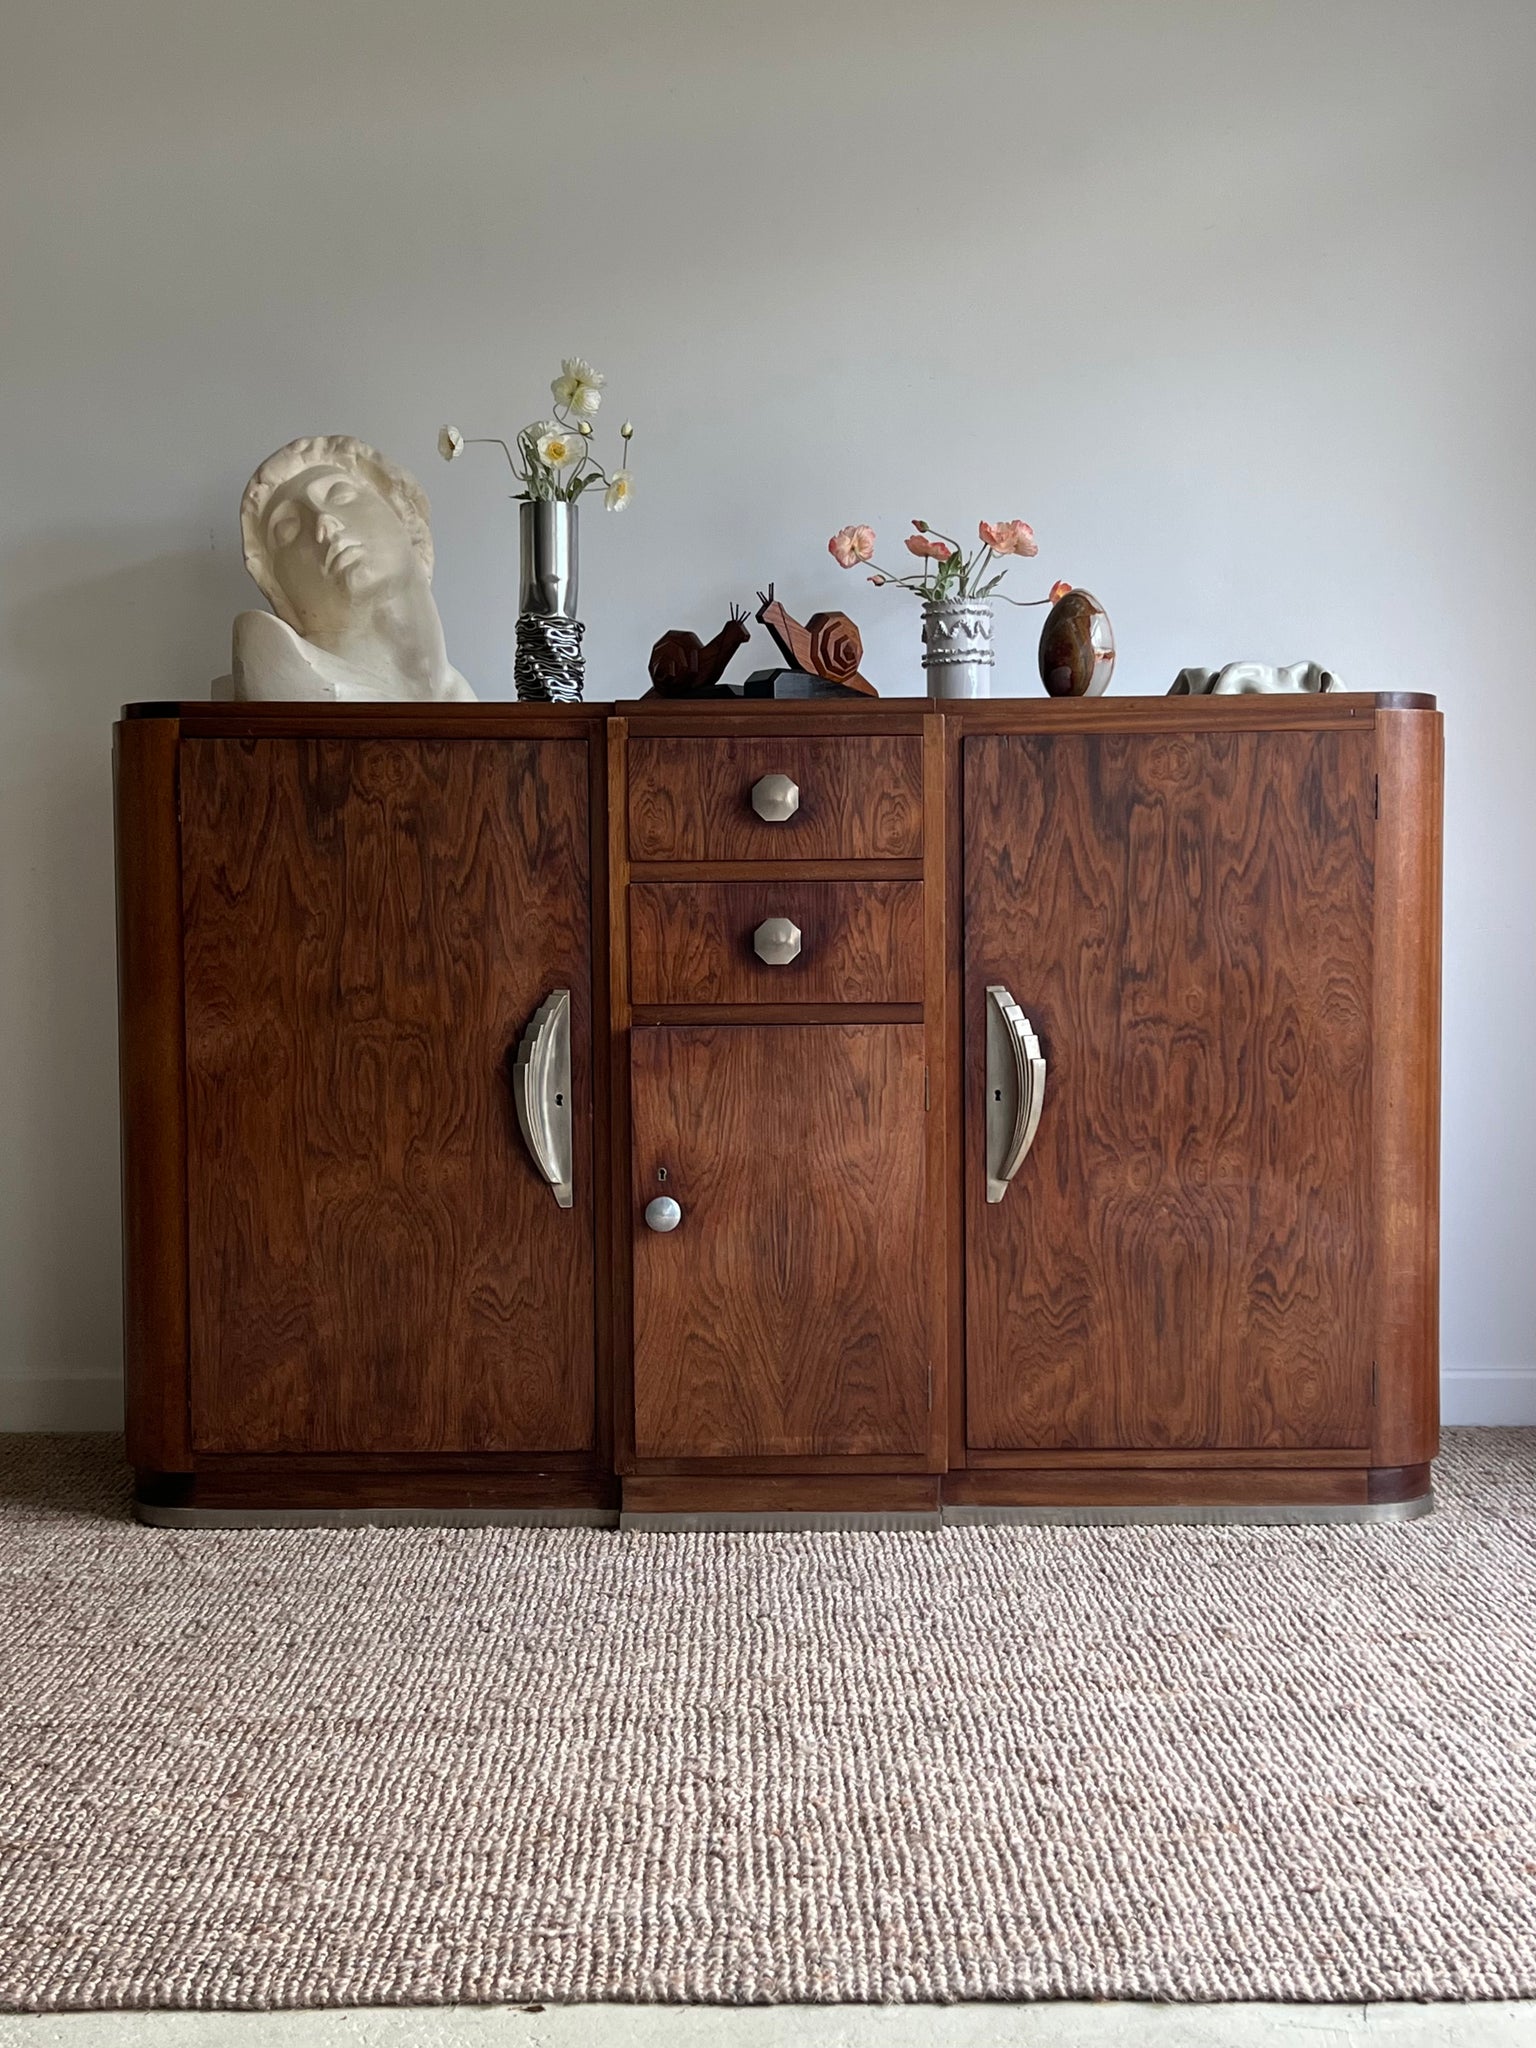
1 0 1532 1430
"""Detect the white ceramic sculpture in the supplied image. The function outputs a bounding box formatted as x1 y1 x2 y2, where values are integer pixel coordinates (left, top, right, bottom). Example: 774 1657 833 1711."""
221 434 476 703
1170 661 1344 696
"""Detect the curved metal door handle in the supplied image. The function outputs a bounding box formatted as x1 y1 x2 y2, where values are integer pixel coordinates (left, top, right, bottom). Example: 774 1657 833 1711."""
985 984 1045 1204
513 989 573 1208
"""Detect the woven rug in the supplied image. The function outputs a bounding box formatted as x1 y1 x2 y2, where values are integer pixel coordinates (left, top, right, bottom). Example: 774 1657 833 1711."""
1 1430 1534 2011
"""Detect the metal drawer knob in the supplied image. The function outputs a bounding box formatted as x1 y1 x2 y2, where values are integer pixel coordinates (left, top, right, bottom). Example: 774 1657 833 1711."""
751 772 800 822
644 1195 683 1232
753 916 802 966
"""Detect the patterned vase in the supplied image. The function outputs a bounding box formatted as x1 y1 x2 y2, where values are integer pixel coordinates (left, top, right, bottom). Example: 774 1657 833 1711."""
515 500 585 702
921 598 995 699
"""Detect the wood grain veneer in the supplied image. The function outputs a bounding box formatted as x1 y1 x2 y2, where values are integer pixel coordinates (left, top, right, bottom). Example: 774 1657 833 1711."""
627 733 924 861
1371 709 1443 1468
629 879 923 1005
119 694 1440 1519
629 1022 930 1459
180 735 597 1455
963 727 1377 1453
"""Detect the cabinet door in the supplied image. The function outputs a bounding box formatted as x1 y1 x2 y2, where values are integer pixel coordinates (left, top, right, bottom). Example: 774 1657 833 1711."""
181 736 595 1454
630 1023 930 1459
965 730 1375 1452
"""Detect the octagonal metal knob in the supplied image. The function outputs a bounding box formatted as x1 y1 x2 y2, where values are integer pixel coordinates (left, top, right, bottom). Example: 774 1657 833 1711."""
753 916 802 966
751 772 800 823
644 1195 682 1233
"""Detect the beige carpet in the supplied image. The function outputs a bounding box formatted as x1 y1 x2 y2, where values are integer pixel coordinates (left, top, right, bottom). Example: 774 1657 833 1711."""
1 1431 1534 2011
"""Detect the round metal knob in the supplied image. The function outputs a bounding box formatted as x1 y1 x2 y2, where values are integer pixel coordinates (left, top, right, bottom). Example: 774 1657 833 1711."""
644 1195 682 1233
753 916 803 967
751 772 800 823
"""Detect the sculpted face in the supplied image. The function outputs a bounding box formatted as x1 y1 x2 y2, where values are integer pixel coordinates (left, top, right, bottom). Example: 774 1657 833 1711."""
260 464 421 628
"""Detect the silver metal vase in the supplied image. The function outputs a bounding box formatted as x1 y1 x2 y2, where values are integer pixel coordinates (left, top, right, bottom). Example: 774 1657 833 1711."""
515 500 585 702
922 598 995 700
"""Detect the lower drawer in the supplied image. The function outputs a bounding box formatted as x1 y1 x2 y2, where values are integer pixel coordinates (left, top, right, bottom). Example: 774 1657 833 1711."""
629 879 923 1005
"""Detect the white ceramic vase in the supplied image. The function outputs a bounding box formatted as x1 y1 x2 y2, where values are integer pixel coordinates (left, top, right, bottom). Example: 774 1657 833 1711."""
922 598 995 699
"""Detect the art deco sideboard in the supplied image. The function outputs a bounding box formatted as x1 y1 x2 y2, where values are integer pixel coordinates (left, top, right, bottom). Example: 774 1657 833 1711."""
114 692 1442 1526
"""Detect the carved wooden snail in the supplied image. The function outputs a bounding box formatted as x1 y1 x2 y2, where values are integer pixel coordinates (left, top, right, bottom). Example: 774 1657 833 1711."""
755 585 876 695
647 605 753 697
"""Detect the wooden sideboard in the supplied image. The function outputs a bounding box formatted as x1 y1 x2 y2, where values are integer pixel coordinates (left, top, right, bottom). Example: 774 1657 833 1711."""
115 692 1442 1527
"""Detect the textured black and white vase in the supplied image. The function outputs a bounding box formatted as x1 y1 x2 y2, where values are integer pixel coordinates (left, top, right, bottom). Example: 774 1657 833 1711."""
515 501 585 702
921 598 995 699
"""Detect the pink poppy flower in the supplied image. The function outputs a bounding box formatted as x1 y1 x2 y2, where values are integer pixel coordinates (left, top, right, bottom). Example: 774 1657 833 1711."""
906 533 955 561
978 519 1039 557
828 524 876 568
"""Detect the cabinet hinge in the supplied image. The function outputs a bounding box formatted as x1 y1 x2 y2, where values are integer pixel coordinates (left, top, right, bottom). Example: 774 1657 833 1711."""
1373 775 1379 819
926 1360 933 1411
1371 1362 1378 1406
924 1064 930 1111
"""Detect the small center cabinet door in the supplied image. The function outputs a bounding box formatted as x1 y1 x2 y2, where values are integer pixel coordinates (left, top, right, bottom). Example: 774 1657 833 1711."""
630 1023 929 1460
181 736 596 1454
964 729 1376 1452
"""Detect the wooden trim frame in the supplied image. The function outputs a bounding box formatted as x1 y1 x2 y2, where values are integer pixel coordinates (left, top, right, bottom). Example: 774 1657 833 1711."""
607 717 638 1473
1371 705 1444 1469
941 710 968 1470
114 716 191 1470
921 710 951 1472
587 726 615 1472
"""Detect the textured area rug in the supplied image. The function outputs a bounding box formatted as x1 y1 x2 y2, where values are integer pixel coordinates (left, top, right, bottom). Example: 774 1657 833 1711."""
1 1432 1534 2011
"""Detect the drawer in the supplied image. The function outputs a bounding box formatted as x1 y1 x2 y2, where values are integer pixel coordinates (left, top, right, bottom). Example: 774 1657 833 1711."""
627 735 924 862
629 880 923 1005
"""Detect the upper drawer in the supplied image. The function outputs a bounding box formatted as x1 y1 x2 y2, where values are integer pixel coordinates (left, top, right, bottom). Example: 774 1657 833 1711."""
627 734 924 862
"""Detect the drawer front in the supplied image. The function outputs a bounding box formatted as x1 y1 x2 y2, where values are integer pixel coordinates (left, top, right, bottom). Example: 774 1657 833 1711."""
628 735 924 862
630 880 923 1005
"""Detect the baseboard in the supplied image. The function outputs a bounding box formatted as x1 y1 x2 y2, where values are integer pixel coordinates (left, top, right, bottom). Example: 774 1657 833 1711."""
1440 1371 1536 1425
0 1376 123 1433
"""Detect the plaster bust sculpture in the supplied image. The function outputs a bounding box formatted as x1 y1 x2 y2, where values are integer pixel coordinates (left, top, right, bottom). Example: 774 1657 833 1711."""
1170 661 1343 696
223 434 476 702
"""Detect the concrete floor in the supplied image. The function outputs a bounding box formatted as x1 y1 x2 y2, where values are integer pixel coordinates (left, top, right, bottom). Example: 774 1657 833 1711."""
1 2008 1535 2046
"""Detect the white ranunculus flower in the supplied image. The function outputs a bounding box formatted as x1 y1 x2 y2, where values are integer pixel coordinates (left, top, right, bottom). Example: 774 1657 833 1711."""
437 424 464 461
536 428 583 470
551 357 604 417
604 471 634 511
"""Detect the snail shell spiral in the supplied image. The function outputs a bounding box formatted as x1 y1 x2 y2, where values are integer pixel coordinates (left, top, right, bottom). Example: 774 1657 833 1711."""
803 611 863 683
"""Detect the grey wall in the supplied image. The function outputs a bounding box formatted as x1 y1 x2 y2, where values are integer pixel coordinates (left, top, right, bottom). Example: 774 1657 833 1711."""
1 0 1531 1426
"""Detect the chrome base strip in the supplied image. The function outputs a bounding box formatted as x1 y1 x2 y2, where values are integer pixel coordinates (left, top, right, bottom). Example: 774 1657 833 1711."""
135 1503 620 1530
619 1510 944 1533
136 1497 1432 1533
941 1495 1433 1527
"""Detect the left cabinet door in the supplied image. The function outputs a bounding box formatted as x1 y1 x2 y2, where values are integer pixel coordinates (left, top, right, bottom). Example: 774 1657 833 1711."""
181 736 596 1454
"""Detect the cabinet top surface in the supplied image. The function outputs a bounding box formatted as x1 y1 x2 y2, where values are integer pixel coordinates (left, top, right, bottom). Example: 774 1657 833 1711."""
122 692 1436 732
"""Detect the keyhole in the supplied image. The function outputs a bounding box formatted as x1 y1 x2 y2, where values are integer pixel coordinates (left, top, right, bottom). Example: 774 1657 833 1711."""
656 1165 668 1182
555 1092 564 1106
994 1089 1003 1102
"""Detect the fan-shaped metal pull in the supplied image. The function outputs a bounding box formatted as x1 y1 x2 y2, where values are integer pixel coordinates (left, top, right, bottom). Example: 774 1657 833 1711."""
513 989 573 1208
985 984 1046 1204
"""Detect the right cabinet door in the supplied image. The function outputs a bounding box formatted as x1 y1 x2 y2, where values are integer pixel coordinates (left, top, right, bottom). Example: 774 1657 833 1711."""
964 729 1376 1452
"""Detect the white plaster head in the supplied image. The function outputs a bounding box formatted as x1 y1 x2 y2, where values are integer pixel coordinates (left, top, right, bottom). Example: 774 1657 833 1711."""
227 434 475 703
240 434 436 637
